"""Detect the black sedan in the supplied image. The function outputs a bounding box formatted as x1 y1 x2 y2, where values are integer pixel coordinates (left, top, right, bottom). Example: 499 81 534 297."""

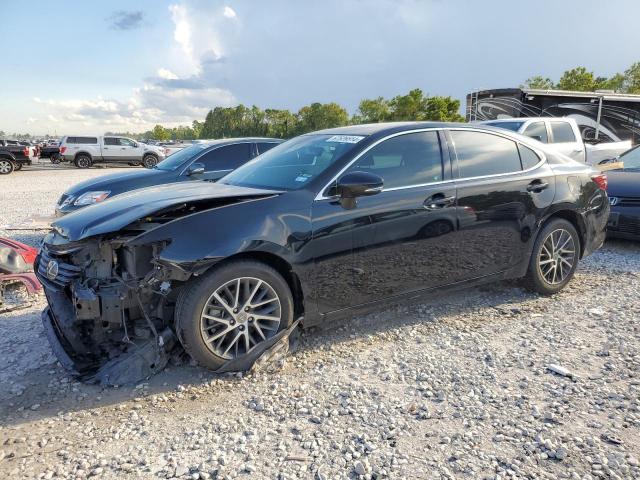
55 138 282 215
606 145 640 240
37 122 609 380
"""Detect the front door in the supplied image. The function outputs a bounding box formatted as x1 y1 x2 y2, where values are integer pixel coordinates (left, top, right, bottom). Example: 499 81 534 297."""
319 130 459 309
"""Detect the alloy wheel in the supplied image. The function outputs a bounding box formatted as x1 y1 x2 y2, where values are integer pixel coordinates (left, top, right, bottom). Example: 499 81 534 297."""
537 228 576 285
200 277 282 359
0 160 12 174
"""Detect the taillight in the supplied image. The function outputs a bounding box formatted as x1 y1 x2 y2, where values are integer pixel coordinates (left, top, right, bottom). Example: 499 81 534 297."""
60 146 67 154
591 173 608 191
23 147 29 157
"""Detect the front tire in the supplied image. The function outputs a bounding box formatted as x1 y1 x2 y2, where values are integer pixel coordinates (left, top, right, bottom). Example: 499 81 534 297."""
523 218 581 295
175 260 294 370
74 154 91 169
0 159 14 175
142 155 158 169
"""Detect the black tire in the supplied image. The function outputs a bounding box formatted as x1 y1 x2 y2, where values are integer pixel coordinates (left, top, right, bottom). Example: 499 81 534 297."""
142 154 158 169
0 158 14 175
50 154 61 165
74 154 91 169
14 162 23 171
175 260 294 370
523 218 581 295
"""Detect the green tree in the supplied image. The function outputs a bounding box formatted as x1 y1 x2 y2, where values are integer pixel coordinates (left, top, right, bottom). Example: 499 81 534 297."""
151 124 170 141
295 102 349 135
354 97 391 123
192 120 203 139
424 96 465 122
264 109 298 138
522 76 555 89
387 88 429 121
556 67 596 91
623 62 640 94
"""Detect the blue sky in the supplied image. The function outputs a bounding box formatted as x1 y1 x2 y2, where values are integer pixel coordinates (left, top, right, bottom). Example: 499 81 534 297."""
1 0 639 135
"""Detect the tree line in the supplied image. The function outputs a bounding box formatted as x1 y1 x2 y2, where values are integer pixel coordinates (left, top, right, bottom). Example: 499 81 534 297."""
138 88 464 141
523 62 640 93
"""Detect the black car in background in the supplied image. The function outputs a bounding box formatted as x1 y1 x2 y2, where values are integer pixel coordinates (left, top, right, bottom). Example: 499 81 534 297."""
606 145 640 240
0 142 31 174
55 138 282 215
37 122 609 380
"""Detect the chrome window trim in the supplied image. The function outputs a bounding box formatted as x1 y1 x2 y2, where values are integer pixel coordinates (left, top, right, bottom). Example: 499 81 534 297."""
313 126 547 201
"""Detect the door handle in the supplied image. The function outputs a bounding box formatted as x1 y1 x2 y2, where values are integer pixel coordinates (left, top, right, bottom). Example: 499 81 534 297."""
527 180 549 193
424 194 455 210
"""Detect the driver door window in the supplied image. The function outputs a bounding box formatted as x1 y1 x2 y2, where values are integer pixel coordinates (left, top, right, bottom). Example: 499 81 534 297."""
342 131 444 189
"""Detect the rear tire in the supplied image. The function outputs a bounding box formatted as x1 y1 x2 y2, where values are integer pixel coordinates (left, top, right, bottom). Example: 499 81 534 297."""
175 260 294 370
523 218 581 295
142 155 158 169
0 159 14 175
14 162 23 171
74 154 91 169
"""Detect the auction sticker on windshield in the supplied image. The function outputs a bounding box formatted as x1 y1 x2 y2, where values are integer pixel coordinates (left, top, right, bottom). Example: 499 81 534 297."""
326 135 365 143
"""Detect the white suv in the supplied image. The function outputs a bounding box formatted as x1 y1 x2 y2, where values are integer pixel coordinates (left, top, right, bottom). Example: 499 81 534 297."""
59 136 166 168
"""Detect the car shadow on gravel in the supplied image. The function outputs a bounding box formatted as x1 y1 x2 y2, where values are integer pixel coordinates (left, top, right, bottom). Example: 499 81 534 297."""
0 279 541 428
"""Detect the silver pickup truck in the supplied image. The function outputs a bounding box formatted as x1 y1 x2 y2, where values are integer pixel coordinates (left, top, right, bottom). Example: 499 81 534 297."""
481 117 631 165
59 135 166 169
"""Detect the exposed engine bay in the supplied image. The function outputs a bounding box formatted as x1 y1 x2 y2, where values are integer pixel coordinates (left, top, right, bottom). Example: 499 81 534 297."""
36 195 298 385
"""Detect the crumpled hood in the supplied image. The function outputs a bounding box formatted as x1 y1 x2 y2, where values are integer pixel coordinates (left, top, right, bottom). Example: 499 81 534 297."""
52 181 280 241
606 170 640 198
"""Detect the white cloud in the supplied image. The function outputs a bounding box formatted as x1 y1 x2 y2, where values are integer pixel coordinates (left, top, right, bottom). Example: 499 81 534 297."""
157 68 179 80
26 117 37 124
223 6 237 19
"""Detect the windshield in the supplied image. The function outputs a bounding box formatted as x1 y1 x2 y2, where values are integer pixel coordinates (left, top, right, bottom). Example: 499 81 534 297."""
620 145 640 169
485 121 525 132
155 143 210 171
221 134 364 190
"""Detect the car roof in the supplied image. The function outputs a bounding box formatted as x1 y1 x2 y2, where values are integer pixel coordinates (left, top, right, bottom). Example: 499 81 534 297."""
194 137 284 145
310 121 457 137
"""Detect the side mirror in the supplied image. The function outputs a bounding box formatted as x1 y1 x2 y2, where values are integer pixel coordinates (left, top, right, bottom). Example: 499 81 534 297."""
336 171 383 198
133 142 138 148
187 162 205 176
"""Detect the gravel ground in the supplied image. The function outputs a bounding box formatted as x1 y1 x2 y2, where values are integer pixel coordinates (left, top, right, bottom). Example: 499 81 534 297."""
1 167 639 480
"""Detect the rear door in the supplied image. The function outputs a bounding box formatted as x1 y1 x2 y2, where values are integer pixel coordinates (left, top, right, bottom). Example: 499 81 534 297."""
548 121 585 162
107 137 140 162
102 137 119 161
447 129 556 281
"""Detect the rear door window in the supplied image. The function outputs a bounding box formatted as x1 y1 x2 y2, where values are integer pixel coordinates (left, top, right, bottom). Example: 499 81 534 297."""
550 122 577 143
451 130 522 178
256 142 280 154
103 138 118 146
522 122 549 143
198 143 253 171
67 137 98 144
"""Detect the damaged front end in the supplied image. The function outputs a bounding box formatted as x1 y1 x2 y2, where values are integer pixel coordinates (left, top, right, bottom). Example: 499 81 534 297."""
36 227 183 385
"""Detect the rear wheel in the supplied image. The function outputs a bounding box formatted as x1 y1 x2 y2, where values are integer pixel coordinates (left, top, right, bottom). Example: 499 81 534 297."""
0 159 14 175
74 154 91 169
175 260 294 369
14 162 23 171
523 218 580 295
142 155 158 169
